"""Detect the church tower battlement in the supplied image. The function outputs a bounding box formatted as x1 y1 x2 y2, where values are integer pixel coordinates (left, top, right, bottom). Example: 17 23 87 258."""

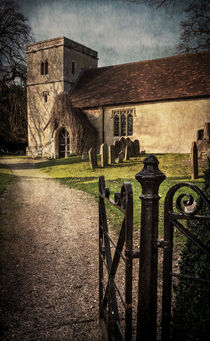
27 36 98 157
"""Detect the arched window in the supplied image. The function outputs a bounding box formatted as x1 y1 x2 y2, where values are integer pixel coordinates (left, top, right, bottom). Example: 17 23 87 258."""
41 61 44 75
127 114 133 136
114 115 119 136
43 91 49 103
41 60 48 75
72 61 75 74
112 109 134 137
121 114 126 136
45 60 48 74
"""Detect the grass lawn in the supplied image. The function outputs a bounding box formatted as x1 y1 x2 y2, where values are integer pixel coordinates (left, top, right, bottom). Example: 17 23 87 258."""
0 155 27 195
36 153 207 243
0 164 14 195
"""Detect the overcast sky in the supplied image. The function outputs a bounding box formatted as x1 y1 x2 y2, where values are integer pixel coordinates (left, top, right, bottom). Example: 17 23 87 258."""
17 0 186 67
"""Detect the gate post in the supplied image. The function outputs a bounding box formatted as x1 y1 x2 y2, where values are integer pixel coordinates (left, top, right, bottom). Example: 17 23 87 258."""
135 154 166 341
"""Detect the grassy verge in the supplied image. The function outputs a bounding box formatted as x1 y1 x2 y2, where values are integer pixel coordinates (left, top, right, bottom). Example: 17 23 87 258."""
0 164 14 195
36 154 207 242
0 155 26 159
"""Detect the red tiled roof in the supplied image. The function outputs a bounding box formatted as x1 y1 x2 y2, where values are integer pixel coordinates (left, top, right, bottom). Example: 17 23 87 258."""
70 50 210 108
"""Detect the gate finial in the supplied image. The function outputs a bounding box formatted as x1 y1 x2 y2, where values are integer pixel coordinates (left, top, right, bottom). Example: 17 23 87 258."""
135 154 166 183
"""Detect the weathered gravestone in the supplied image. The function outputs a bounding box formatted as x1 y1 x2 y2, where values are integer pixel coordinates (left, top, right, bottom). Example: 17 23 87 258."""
82 152 88 160
125 137 132 158
114 140 121 157
124 145 130 160
117 151 125 163
134 139 140 156
191 141 198 179
130 140 135 157
89 147 98 169
125 137 131 145
120 137 126 152
109 145 115 164
101 143 108 167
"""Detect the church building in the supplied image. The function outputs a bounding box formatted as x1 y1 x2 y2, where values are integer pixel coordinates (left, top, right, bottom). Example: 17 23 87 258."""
26 36 210 158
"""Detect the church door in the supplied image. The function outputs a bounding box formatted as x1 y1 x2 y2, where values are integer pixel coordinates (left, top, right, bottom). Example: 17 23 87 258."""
58 128 70 158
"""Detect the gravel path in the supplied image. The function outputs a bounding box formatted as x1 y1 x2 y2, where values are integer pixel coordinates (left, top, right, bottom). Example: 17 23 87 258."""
0 158 102 340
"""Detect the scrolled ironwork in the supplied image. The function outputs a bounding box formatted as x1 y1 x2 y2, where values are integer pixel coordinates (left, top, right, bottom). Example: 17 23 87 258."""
161 181 210 341
165 182 210 216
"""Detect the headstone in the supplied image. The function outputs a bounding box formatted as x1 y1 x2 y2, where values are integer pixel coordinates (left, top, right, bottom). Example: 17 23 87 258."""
130 141 135 157
125 138 133 158
204 122 210 140
109 145 115 164
124 145 130 160
114 140 121 157
125 137 131 145
120 137 126 152
117 151 125 163
134 139 140 156
89 147 98 169
101 143 108 167
82 152 88 160
191 141 198 179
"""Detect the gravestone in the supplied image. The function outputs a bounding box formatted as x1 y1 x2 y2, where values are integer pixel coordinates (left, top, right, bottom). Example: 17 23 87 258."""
125 137 131 145
134 139 140 156
124 145 130 160
114 140 121 157
117 151 125 163
125 137 133 158
109 145 115 164
120 137 126 152
130 141 135 157
191 141 198 179
82 152 88 160
101 143 108 167
89 147 98 169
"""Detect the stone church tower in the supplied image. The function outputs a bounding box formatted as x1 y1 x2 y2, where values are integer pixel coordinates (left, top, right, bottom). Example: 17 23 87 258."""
27 37 98 157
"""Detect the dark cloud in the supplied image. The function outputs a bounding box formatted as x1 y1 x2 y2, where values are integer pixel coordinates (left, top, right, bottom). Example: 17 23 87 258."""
17 0 184 66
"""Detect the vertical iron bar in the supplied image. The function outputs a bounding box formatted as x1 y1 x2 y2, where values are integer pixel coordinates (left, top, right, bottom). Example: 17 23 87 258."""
99 176 121 339
99 179 104 319
161 211 173 341
124 183 133 341
135 155 166 341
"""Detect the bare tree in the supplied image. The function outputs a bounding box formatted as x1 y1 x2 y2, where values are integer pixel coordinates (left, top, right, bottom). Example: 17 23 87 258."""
178 0 210 53
0 0 33 152
124 0 210 53
0 0 33 84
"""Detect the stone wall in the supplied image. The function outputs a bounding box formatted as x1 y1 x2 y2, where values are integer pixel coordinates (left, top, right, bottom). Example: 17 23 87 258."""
86 98 210 154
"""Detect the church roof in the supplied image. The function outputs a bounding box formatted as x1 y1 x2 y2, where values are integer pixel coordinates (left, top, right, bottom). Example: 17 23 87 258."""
70 50 210 108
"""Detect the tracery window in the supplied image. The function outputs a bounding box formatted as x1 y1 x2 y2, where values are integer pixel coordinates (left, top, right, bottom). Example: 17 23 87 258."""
112 108 135 137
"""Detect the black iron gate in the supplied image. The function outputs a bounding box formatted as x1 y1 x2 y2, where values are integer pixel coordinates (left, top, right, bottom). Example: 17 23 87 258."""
99 175 134 340
98 154 210 341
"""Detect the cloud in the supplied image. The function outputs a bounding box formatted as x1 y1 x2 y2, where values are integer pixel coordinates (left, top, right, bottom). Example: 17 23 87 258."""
18 0 184 66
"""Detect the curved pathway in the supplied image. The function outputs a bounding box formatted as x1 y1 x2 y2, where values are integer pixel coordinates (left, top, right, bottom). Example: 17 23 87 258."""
0 158 102 340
